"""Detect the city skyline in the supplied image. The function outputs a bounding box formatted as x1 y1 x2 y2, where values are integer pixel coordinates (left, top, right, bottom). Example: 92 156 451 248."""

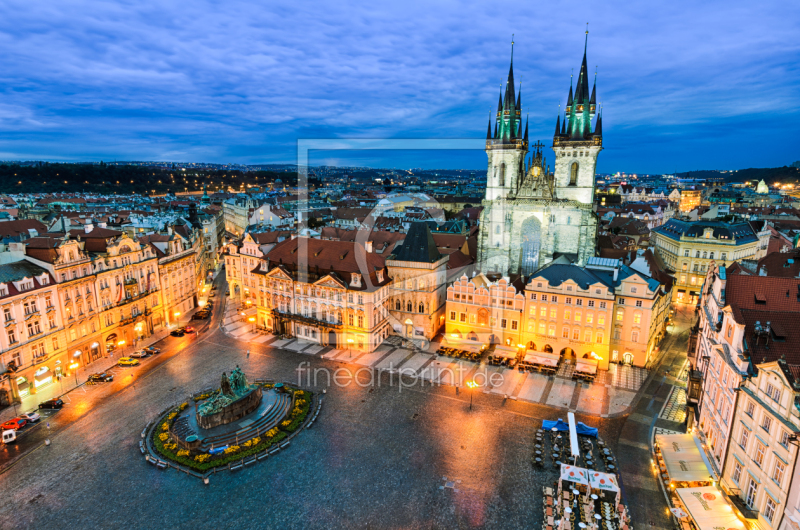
0 2 798 172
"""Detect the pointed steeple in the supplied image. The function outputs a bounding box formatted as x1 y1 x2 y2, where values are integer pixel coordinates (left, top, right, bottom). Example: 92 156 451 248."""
595 111 603 136
524 115 529 142
554 114 561 137
497 90 503 113
575 29 590 104
567 73 574 107
487 115 492 140
516 83 521 110
590 69 597 106
494 121 498 138
561 112 566 135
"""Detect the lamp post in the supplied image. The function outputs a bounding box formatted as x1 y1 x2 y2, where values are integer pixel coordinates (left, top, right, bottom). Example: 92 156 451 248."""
347 338 354 358
466 380 478 411
174 311 181 327
69 362 79 387
248 316 255 333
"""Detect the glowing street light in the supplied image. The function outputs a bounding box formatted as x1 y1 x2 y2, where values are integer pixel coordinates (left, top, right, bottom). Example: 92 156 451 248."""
347 338 354 358
466 380 479 410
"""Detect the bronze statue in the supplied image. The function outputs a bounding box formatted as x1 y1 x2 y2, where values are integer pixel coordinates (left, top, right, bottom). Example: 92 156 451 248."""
220 371 233 396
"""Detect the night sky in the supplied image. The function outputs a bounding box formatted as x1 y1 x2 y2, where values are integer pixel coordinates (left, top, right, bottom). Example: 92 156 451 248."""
0 1 797 172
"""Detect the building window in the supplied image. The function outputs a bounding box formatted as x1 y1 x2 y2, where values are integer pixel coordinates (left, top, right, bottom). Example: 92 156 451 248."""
584 330 592 342
755 442 765 467
766 383 781 402
616 310 624 321
548 324 556 337
551 296 557 303
530 293 537 300
780 430 790 448
732 461 742 484
598 314 605 326
550 308 557 318
564 310 571 320
572 328 580 340
599 301 607 309
773 460 786 486
511 320 518 331
565 297 572 304
587 300 595 308
684 249 690 257
539 322 546 334
631 331 639 342
745 479 758 509
460 313 466 323
541 294 547 302
501 319 507 329
745 401 755 417
596 332 603 343
635 300 642 307
450 311 456 321
633 313 641 324
618 298 625 305
574 312 581 323
762 415 772 434
562 327 569 338
569 162 578 186
540 307 547 317
764 497 776 524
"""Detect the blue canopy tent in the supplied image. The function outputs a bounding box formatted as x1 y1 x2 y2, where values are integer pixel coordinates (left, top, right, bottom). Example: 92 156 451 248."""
542 419 598 438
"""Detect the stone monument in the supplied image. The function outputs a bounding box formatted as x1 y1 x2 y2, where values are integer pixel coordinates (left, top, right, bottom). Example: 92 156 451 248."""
196 366 262 429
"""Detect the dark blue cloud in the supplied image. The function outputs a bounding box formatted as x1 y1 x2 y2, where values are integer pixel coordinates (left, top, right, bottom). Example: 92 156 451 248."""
0 0 797 172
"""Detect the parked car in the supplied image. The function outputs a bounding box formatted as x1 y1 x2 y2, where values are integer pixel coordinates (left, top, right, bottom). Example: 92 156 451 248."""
170 329 185 337
129 350 148 359
38 398 64 409
191 312 207 320
118 357 140 366
143 347 161 355
88 373 114 383
19 412 40 423
183 326 195 333
2 430 15 444
2 418 27 431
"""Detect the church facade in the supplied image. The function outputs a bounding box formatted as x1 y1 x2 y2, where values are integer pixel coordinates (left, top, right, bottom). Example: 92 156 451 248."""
477 39 602 276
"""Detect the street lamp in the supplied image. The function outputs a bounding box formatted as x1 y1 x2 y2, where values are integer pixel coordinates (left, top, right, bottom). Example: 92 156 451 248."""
248 316 255 332
466 380 479 410
69 362 80 386
347 338 354 358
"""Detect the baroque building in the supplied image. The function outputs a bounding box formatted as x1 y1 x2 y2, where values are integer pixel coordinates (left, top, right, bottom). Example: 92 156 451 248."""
477 37 602 276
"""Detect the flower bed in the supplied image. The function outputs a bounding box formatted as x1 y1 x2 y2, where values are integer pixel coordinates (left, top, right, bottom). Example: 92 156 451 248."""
151 389 313 472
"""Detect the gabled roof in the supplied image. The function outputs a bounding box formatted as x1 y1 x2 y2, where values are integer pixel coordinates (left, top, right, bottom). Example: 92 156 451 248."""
388 222 442 263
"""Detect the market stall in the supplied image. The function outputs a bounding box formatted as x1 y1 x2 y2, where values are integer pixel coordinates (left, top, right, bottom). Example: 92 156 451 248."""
654 433 714 486
675 487 743 530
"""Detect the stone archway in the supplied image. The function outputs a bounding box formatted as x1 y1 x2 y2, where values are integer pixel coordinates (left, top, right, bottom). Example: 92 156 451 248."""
520 216 542 276
560 347 574 359
543 344 553 353
328 330 337 347
527 341 536 351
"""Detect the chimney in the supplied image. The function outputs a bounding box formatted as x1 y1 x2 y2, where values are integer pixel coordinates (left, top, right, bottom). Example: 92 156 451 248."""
613 268 619 282
84 223 93 234
365 240 373 253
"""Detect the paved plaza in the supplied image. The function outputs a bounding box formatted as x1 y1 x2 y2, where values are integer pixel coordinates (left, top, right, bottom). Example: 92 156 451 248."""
0 295 694 529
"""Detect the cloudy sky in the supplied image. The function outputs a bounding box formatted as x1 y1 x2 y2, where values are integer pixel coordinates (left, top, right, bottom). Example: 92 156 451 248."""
0 0 797 172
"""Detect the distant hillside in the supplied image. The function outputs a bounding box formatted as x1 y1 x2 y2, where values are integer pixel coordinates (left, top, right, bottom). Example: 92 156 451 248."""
678 166 800 184
0 163 298 194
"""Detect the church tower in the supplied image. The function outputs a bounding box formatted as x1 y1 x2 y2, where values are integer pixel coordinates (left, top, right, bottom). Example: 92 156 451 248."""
552 31 603 205
485 43 528 201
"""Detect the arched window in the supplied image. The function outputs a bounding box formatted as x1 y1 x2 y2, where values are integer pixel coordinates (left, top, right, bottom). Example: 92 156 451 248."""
407 301 413 312
418 302 424 313
569 162 579 186
395 300 401 311
499 163 506 187
495 225 501 234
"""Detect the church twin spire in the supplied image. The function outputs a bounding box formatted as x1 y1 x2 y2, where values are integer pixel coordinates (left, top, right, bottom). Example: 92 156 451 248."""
487 39 527 148
554 30 602 144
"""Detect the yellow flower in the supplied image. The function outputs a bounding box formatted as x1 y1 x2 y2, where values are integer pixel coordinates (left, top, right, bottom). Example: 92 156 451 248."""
194 454 210 462
159 433 169 442
224 445 240 454
168 412 177 420
251 437 260 446
281 420 291 427
161 422 170 431
177 449 189 457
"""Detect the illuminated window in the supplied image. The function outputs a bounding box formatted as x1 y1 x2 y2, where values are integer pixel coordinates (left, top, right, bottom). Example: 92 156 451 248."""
574 312 581 323
616 310 624 321
562 327 569 338
634 313 641 324
564 310 571 320
596 332 603 343
572 328 580 340
598 313 605 326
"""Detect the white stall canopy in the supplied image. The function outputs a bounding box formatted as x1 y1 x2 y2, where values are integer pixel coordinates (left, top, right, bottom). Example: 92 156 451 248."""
675 487 744 530
655 433 714 483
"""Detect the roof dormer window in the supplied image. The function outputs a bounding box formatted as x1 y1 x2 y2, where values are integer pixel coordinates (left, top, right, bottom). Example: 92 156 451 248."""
350 273 361 287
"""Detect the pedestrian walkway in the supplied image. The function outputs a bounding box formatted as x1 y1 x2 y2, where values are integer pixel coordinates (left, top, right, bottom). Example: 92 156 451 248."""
218 303 653 417
659 386 687 423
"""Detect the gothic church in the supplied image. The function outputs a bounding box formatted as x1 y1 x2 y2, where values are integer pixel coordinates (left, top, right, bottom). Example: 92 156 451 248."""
477 36 602 276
